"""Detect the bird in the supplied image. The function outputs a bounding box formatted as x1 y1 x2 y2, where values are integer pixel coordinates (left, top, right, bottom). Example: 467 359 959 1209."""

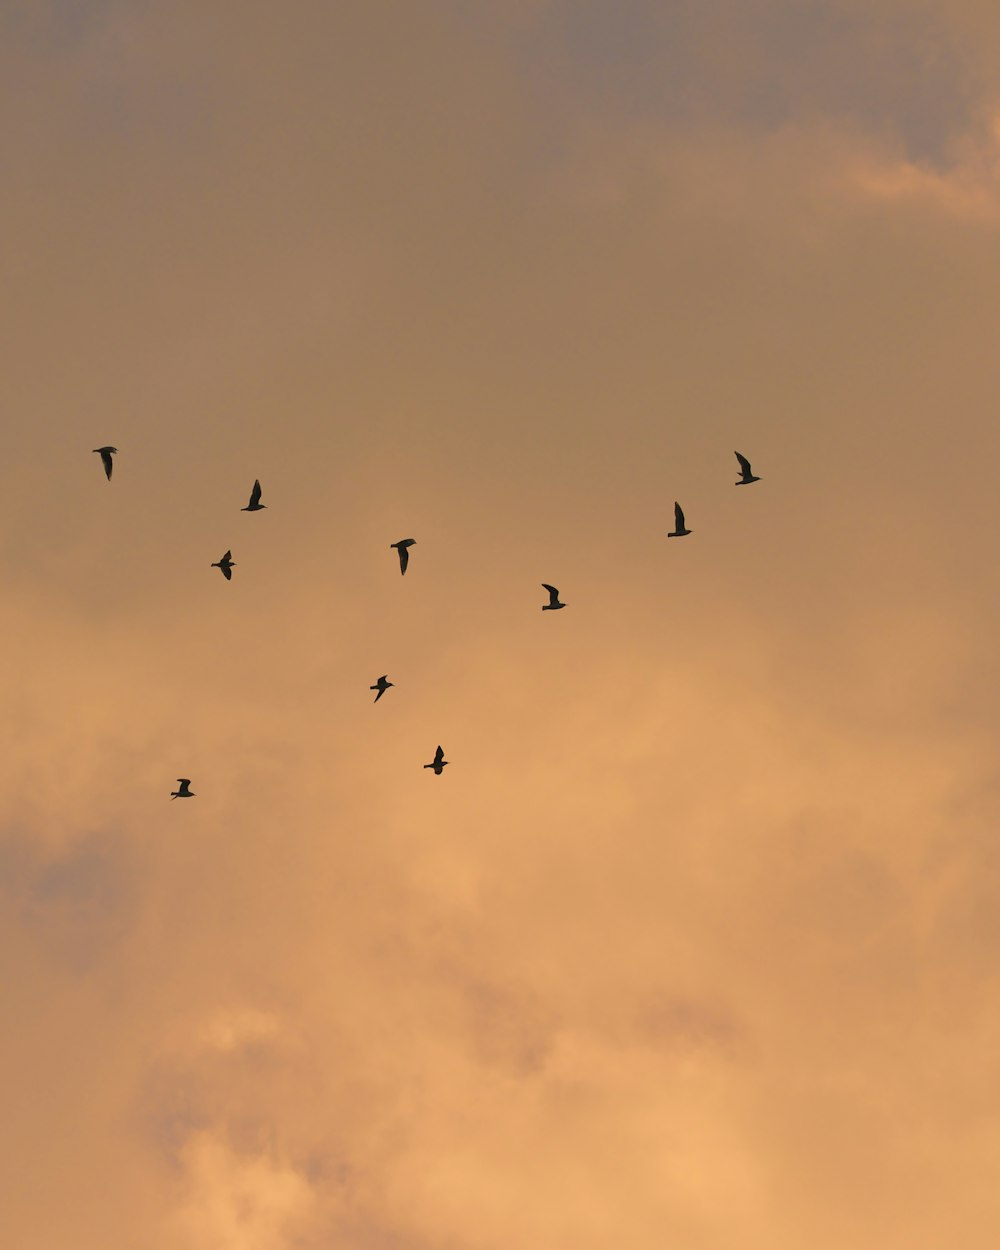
370 675 393 703
735 451 760 485
170 778 195 799
241 480 266 511
390 539 416 575
541 584 565 610
93 446 117 480
667 502 691 537
211 550 235 581
424 745 448 775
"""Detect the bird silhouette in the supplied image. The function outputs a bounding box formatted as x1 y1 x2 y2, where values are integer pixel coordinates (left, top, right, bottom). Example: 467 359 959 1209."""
370 675 394 703
93 446 117 480
390 539 416 575
211 550 235 581
541 584 565 611
241 480 266 511
667 502 691 537
735 451 760 485
170 778 195 799
424 745 448 775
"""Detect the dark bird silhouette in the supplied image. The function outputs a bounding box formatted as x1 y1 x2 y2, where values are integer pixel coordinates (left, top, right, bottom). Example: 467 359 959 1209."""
370 675 393 703
390 538 416 575
241 480 266 511
170 778 195 799
735 451 761 485
424 745 448 775
93 446 117 480
541 584 565 611
667 502 691 537
211 550 235 581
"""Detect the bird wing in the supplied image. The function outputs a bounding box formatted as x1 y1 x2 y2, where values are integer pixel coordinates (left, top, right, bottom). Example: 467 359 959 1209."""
248 479 262 507
101 450 113 479
221 564 232 580
222 550 232 561
398 546 409 574
674 502 685 529
541 583 558 595
434 746 444 764
735 451 752 475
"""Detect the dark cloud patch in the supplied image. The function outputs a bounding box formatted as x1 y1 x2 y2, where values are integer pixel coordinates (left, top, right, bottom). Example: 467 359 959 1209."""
453 972 557 1076
514 0 973 163
0 829 139 973
0 0 117 50
637 993 745 1053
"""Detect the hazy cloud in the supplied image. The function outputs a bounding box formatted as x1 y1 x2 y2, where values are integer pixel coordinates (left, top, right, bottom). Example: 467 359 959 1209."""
3 2 1000 1247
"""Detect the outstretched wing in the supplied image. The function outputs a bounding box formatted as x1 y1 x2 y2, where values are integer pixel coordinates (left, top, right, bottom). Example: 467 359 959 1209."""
248 479 262 508
433 746 444 765
221 550 232 562
101 450 113 480
541 583 559 598
398 545 409 574
674 502 686 529
735 451 752 476
221 564 232 581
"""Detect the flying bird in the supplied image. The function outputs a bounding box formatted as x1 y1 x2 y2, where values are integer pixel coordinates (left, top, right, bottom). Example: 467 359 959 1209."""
541 584 565 611
93 446 117 480
241 480 266 511
370 675 394 703
734 451 761 485
170 778 195 799
667 502 691 537
423 745 448 775
211 550 235 581
390 539 416 575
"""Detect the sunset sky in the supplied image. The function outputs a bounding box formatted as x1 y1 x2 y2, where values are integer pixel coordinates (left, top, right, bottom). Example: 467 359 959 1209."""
4 2 1000 1246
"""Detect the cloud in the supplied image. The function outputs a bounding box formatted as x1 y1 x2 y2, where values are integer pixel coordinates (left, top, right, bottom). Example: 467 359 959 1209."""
513 0 974 159
844 109 1000 221
3 3 1000 1248
196 1007 287 1054
0 829 139 972
172 1131 315 1250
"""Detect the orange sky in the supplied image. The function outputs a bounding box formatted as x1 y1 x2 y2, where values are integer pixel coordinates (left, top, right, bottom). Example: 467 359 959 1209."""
3 3 1000 1247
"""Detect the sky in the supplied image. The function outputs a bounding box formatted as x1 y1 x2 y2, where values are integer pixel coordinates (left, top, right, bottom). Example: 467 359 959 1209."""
2 1 1000 1246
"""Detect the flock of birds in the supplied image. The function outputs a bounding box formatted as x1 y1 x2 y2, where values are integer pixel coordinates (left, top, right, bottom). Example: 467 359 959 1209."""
92 444 762 798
